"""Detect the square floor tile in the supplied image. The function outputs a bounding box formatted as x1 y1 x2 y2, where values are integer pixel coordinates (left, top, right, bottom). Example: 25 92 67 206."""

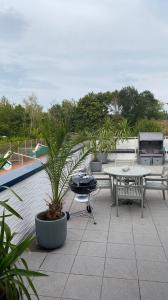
52 240 80 255
22 251 47 270
108 231 134 244
137 260 168 282
87 217 109 231
101 277 140 300
67 228 84 241
153 216 168 226
82 229 108 242
140 281 168 300
71 255 105 276
67 217 88 229
109 223 132 233
106 243 135 259
33 272 68 298
133 232 161 246
104 258 138 279
40 253 75 273
133 224 157 234
63 274 102 300
78 241 106 257
135 245 167 262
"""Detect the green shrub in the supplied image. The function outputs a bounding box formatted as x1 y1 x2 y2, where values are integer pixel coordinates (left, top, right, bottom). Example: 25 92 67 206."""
134 119 162 135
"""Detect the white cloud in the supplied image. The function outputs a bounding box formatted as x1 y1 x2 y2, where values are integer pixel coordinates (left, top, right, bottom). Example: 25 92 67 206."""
0 0 168 110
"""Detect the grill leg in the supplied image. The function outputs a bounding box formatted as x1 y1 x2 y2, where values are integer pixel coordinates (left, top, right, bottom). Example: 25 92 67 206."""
88 197 96 224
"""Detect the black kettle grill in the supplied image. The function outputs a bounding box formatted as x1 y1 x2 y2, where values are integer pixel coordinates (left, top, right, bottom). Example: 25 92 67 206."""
69 173 97 194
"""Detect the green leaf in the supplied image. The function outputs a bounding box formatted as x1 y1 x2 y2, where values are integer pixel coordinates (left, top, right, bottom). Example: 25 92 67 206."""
0 211 5 249
12 279 32 300
1 268 47 278
0 236 35 271
1 186 23 202
0 201 22 219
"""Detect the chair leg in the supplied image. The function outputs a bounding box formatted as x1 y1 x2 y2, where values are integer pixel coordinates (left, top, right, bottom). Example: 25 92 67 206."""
110 175 113 204
112 182 116 206
143 189 146 208
116 196 119 217
141 197 144 218
163 190 166 200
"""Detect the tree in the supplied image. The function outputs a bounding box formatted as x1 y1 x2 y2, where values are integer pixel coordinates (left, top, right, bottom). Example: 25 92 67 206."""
0 97 27 137
49 100 77 131
23 94 43 136
74 92 112 131
139 90 163 120
118 86 163 124
107 90 121 115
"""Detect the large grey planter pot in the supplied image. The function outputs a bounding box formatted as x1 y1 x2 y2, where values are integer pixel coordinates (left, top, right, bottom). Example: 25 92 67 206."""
35 212 67 249
97 152 108 164
90 161 102 172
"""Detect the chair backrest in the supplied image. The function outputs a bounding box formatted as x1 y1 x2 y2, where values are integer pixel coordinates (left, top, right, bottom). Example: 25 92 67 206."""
91 172 112 189
116 175 143 199
162 167 168 178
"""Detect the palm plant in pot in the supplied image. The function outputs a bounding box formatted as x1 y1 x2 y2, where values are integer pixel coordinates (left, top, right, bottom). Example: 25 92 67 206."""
96 118 115 164
35 119 90 249
97 118 131 163
89 131 102 172
0 155 46 300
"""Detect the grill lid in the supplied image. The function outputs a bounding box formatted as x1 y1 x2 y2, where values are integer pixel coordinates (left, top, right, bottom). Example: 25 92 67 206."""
69 174 97 194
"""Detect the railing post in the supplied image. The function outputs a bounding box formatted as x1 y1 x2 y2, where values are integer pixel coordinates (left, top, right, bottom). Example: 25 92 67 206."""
17 141 20 153
25 140 26 154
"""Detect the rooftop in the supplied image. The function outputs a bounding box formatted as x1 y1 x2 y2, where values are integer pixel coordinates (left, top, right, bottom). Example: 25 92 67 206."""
1 137 168 299
22 162 168 300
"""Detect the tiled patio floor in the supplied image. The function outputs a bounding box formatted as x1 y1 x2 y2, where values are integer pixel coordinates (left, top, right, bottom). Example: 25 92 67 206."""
25 165 168 300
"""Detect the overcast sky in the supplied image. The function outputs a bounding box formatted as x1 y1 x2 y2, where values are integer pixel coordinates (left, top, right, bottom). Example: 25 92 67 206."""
1 0 168 110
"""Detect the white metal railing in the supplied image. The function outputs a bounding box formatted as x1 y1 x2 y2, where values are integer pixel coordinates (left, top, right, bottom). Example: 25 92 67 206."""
0 138 45 157
12 152 44 167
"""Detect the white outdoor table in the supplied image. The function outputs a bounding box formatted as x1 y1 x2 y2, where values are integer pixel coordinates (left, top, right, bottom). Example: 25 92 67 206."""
102 166 151 205
103 166 151 177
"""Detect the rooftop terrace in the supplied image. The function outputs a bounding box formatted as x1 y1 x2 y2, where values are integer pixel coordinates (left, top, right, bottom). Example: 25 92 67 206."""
1 138 168 299
20 161 168 300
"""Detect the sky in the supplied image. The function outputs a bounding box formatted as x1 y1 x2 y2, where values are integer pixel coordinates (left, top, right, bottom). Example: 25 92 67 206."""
1 0 168 111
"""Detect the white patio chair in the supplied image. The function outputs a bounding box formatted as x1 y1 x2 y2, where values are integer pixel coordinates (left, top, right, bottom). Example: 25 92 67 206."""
115 175 144 218
144 166 168 200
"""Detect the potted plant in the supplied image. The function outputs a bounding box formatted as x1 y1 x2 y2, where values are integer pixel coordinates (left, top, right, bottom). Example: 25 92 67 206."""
96 118 115 164
35 120 90 249
0 158 46 300
97 118 131 163
89 132 102 172
0 211 46 300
